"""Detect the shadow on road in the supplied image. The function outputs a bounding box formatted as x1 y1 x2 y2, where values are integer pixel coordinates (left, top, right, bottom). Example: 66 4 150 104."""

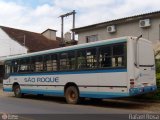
80 98 148 109
9 94 150 110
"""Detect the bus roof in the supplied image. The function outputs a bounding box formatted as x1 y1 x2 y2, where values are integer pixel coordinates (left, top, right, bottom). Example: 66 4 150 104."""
3 36 136 61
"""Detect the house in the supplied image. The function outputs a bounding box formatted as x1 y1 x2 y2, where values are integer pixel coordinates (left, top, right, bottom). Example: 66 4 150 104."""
72 11 160 52
0 26 60 54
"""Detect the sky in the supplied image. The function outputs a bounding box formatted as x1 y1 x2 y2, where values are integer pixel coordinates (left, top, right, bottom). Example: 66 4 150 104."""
0 0 160 37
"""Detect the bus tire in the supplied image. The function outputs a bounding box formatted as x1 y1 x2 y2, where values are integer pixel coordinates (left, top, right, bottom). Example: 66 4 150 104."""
13 85 23 98
65 86 79 104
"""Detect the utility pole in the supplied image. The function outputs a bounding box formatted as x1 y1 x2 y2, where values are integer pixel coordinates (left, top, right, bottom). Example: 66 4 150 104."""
23 34 26 46
59 10 76 46
72 10 76 41
61 17 64 45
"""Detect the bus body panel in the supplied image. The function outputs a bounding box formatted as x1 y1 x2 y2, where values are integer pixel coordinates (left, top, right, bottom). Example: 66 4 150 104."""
3 69 128 98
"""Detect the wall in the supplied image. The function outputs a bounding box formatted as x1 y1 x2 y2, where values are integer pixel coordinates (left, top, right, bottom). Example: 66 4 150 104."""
0 28 28 57
42 29 57 41
78 18 160 46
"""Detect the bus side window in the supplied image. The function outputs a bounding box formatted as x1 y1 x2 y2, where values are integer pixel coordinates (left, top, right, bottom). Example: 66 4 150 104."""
86 48 97 69
6 64 11 75
30 57 36 72
68 51 76 70
99 46 112 68
43 55 50 71
35 56 44 72
77 50 87 69
18 58 31 73
43 54 58 72
60 51 76 71
60 53 68 70
51 54 58 71
112 44 125 67
11 60 18 73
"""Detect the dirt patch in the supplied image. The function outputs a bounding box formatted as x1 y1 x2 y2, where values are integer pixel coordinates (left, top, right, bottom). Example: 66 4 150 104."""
0 87 13 97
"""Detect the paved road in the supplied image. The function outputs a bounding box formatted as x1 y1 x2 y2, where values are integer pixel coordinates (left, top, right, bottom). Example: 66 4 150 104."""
0 87 160 120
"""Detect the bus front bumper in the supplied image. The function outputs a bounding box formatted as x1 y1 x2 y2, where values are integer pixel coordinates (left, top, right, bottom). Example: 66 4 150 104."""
129 85 157 96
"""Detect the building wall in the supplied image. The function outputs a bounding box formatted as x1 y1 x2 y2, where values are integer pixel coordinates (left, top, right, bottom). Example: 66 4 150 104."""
78 18 160 46
42 30 57 41
0 28 28 57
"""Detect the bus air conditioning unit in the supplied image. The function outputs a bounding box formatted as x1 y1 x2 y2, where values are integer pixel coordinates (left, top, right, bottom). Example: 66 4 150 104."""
139 19 151 28
107 25 116 33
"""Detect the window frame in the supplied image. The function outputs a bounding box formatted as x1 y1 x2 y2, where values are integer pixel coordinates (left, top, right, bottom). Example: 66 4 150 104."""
59 51 76 71
86 35 98 43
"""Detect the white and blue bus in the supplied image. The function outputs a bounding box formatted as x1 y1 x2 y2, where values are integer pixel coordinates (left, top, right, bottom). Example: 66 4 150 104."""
3 36 157 104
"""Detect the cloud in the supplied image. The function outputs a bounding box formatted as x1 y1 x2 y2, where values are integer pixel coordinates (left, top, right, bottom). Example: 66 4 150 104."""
53 0 113 9
113 0 160 16
0 0 160 37
0 1 59 33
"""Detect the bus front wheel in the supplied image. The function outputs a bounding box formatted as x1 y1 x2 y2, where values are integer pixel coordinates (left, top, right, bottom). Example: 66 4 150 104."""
13 85 23 98
65 86 79 104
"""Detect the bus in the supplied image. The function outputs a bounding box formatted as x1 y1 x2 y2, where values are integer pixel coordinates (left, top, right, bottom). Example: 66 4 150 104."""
3 36 157 104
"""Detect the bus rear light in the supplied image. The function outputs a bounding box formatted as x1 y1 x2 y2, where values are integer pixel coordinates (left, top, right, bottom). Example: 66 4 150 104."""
130 79 135 88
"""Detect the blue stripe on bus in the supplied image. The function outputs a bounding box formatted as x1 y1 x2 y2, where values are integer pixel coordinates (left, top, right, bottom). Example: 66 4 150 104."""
3 88 12 92
80 91 129 98
10 69 127 76
21 89 64 96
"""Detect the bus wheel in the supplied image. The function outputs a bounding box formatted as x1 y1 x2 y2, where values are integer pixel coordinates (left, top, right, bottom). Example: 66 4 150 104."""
13 85 23 98
65 86 79 104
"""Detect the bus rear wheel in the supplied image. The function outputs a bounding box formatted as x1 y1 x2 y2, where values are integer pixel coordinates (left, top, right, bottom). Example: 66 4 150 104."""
65 86 79 104
13 85 23 98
